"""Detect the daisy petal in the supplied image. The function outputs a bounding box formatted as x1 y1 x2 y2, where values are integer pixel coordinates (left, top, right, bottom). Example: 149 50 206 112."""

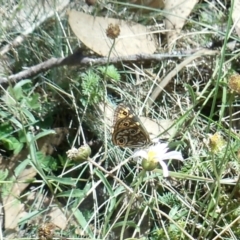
156 142 168 150
132 150 148 159
151 143 169 154
158 160 169 177
151 138 160 144
162 151 183 161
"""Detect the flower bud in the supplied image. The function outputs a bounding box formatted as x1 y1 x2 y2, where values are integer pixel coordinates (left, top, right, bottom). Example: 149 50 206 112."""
208 133 226 153
141 156 158 171
228 74 240 94
106 23 120 39
66 144 91 162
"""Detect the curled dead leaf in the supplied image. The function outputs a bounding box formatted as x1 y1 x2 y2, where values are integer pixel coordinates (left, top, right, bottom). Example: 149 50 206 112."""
68 10 156 57
164 0 198 47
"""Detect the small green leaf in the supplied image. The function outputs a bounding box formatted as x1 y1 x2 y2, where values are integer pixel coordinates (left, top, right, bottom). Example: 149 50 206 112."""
21 107 37 123
25 93 41 109
57 189 87 198
0 169 9 181
36 152 58 171
33 129 56 142
47 176 77 185
19 209 46 225
98 65 120 81
73 209 93 238
14 159 30 176
0 122 13 137
0 136 23 153
13 79 31 94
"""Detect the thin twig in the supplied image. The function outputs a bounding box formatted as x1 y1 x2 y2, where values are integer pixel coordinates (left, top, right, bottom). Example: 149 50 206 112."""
0 48 218 86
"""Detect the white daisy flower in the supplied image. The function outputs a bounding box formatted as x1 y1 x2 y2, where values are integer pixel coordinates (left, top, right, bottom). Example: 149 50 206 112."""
132 143 184 177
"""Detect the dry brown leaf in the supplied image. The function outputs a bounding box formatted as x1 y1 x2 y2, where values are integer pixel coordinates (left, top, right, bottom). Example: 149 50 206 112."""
130 0 165 12
2 196 26 231
164 0 198 47
37 127 70 155
2 153 37 230
2 162 38 229
48 207 68 230
141 117 177 139
232 0 240 37
68 10 156 57
27 191 67 230
2 128 70 230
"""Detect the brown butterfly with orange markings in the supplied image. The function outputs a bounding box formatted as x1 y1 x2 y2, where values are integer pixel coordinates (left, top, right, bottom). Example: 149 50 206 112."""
112 104 150 148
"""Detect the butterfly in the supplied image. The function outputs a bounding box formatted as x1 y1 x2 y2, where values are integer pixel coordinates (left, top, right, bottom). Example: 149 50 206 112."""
111 104 150 148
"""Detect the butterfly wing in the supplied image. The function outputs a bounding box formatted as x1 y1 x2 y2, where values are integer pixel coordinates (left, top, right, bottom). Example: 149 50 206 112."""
112 104 150 148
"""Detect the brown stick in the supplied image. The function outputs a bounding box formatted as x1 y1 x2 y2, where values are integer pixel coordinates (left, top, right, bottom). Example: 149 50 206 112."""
0 48 218 86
